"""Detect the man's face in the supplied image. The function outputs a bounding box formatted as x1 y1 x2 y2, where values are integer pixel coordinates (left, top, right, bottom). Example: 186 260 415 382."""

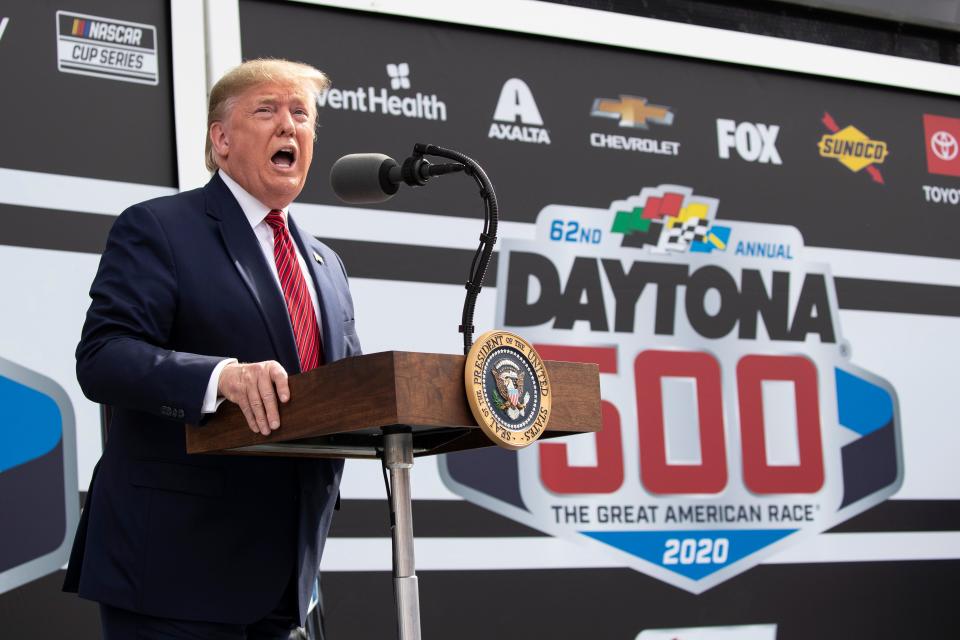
213 80 316 209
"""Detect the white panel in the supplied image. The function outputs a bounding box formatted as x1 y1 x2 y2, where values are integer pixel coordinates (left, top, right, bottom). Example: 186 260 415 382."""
170 0 210 190
319 531 960 571
0 246 103 490
761 380 801 467
838 310 960 500
0 168 175 215
204 0 243 86
662 377 703 465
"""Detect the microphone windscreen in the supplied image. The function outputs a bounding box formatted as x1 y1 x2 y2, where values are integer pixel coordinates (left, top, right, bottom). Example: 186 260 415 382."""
330 153 400 204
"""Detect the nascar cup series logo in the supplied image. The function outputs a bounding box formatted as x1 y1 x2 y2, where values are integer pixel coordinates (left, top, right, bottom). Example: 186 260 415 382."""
465 330 552 450
56 11 159 85
441 185 903 592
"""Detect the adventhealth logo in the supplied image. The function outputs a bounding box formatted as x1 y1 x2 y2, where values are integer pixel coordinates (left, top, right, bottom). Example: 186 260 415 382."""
386 62 410 90
488 78 550 145
716 119 782 164
317 63 447 121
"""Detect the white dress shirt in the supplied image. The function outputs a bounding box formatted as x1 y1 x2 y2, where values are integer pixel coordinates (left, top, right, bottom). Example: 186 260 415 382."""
200 170 324 413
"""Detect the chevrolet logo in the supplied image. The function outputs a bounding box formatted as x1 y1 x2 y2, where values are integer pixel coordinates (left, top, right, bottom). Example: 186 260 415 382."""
591 95 674 129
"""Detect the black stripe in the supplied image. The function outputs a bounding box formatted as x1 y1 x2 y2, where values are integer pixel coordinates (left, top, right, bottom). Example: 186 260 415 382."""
4 204 960 318
828 499 960 533
329 498 960 537
834 277 960 316
322 237 960 317
330 498 544 538
0 204 112 254
7 560 959 639
322 562 960 639
320 237 483 286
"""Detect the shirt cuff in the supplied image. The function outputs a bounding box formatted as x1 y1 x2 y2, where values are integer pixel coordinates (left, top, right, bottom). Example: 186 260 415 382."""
201 358 238 414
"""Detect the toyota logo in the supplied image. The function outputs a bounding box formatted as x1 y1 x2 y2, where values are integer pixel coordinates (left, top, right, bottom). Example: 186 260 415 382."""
931 130 959 161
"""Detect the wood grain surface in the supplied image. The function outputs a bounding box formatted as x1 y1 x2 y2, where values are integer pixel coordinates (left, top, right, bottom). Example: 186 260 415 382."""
185 351 600 457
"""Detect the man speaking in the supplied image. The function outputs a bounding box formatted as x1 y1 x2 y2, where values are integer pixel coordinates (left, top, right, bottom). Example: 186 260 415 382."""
63 59 359 638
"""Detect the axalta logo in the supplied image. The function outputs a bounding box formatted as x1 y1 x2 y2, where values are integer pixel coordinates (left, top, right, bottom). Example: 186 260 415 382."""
488 78 550 145
317 62 447 121
441 185 902 593
716 119 782 165
0 17 9 44
817 112 888 183
589 95 679 156
56 11 158 85
923 114 960 178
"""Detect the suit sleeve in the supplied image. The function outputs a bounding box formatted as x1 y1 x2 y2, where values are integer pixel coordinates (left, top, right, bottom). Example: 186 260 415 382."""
76 203 223 424
334 251 363 357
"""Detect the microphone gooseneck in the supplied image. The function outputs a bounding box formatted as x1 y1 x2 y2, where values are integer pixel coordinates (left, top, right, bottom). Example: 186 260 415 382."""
328 144 498 354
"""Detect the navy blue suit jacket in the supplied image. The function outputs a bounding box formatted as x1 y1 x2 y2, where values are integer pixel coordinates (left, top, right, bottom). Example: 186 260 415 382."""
64 173 361 625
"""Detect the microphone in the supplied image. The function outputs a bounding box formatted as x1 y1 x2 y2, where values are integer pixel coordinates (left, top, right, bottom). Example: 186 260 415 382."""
330 152 465 204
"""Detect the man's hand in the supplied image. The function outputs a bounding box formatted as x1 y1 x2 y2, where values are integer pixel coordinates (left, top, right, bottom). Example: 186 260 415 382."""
217 361 290 436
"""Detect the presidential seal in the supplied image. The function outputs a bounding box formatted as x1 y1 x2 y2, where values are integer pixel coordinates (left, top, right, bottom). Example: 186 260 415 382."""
465 330 552 450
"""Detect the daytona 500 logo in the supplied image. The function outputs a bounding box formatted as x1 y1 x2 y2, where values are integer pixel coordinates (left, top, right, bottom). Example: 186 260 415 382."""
440 185 902 592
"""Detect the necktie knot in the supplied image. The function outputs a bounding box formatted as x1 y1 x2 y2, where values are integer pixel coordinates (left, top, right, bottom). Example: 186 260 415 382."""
265 209 286 231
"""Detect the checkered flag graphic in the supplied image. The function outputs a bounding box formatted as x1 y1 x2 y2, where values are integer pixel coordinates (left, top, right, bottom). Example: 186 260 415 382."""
663 217 708 252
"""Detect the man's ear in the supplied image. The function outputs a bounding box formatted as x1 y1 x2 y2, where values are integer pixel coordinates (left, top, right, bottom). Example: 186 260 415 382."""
210 122 229 161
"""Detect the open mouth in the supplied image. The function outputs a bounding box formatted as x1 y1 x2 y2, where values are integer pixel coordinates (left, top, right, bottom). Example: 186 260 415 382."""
271 147 296 169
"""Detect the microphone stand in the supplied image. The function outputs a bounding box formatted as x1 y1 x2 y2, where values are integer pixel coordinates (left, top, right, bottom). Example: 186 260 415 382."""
398 143 499 356
378 143 498 640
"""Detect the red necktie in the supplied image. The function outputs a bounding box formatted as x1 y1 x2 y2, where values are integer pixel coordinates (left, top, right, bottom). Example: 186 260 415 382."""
265 210 323 371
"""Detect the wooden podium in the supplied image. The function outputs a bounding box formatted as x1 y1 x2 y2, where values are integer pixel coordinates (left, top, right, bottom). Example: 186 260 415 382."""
186 351 601 639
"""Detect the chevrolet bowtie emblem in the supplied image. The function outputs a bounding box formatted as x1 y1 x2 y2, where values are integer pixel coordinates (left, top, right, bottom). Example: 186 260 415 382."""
313 251 324 265
591 95 674 129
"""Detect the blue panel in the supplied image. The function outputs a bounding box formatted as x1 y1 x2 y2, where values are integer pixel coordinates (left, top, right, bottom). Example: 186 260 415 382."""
0 375 63 474
835 368 894 436
840 422 898 508
690 225 731 254
582 529 795 580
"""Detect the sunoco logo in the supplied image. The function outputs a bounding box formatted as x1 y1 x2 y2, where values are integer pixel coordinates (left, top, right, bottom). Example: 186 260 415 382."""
818 112 888 184
56 11 158 85
488 78 550 145
441 185 903 593
317 62 447 121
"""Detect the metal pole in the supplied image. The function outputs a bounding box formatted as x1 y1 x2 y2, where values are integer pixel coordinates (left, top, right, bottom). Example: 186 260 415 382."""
383 428 421 640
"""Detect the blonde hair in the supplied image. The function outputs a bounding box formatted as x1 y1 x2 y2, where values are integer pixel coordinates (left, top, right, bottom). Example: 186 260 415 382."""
205 58 331 172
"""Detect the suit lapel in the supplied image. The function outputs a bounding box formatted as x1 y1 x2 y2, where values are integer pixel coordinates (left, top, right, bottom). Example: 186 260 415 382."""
289 214 345 363
204 174 302 373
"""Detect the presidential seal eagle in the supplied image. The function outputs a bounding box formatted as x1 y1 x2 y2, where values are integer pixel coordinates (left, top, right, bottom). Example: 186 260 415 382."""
492 359 531 420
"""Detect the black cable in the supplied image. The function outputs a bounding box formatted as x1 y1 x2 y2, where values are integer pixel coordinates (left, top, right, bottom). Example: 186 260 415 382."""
379 451 396 529
408 143 499 354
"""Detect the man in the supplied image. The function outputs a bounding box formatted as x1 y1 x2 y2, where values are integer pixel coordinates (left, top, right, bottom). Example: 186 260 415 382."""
63 59 359 638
